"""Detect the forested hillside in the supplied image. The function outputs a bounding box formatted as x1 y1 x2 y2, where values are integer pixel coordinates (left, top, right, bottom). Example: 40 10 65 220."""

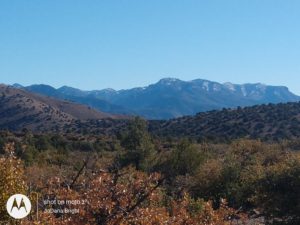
149 101 300 141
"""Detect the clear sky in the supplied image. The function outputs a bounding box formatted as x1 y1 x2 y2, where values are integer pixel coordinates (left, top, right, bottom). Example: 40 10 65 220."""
0 0 300 94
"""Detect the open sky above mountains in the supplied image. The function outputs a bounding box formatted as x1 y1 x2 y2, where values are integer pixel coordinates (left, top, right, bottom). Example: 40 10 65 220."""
0 1 300 94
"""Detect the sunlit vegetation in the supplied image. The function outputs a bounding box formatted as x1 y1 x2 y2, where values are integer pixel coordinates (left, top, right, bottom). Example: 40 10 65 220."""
0 118 300 224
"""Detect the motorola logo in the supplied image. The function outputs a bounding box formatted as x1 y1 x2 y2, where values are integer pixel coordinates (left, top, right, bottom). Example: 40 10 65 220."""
6 194 31 219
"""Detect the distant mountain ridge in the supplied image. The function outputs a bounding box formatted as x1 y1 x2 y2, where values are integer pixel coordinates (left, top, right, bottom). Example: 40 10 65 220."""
22 84 132 116
14 78 300 119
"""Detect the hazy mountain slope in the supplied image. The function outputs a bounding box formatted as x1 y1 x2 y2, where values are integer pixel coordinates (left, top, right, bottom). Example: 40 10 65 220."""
149 101 300 141
0 85 121 131
21 78 300 119
23 85 132 115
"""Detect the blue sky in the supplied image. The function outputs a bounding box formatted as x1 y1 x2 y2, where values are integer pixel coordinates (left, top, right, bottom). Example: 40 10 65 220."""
0 1 300 94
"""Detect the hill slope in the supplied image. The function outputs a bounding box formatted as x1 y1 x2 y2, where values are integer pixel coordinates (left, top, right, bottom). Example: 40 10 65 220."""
149 101 300 141
21 78 300 119
0 85 121 132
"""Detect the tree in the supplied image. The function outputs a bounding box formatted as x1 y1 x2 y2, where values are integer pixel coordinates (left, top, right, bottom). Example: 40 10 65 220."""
120 117 156 171
170 139 203 176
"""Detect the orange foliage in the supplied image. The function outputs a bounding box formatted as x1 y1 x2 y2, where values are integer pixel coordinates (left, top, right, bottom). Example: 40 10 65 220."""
23 167 246 225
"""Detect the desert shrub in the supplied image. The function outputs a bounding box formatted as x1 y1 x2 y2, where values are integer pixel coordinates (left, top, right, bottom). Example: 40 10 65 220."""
191 140 286 209
0 143 27 221
253 155 300 224
22 145 39 166
33 135 51 151
26 167 243 225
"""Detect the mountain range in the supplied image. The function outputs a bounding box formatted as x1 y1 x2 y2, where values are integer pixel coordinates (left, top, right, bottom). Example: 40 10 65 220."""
14 78 300 119
2 80 300 140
